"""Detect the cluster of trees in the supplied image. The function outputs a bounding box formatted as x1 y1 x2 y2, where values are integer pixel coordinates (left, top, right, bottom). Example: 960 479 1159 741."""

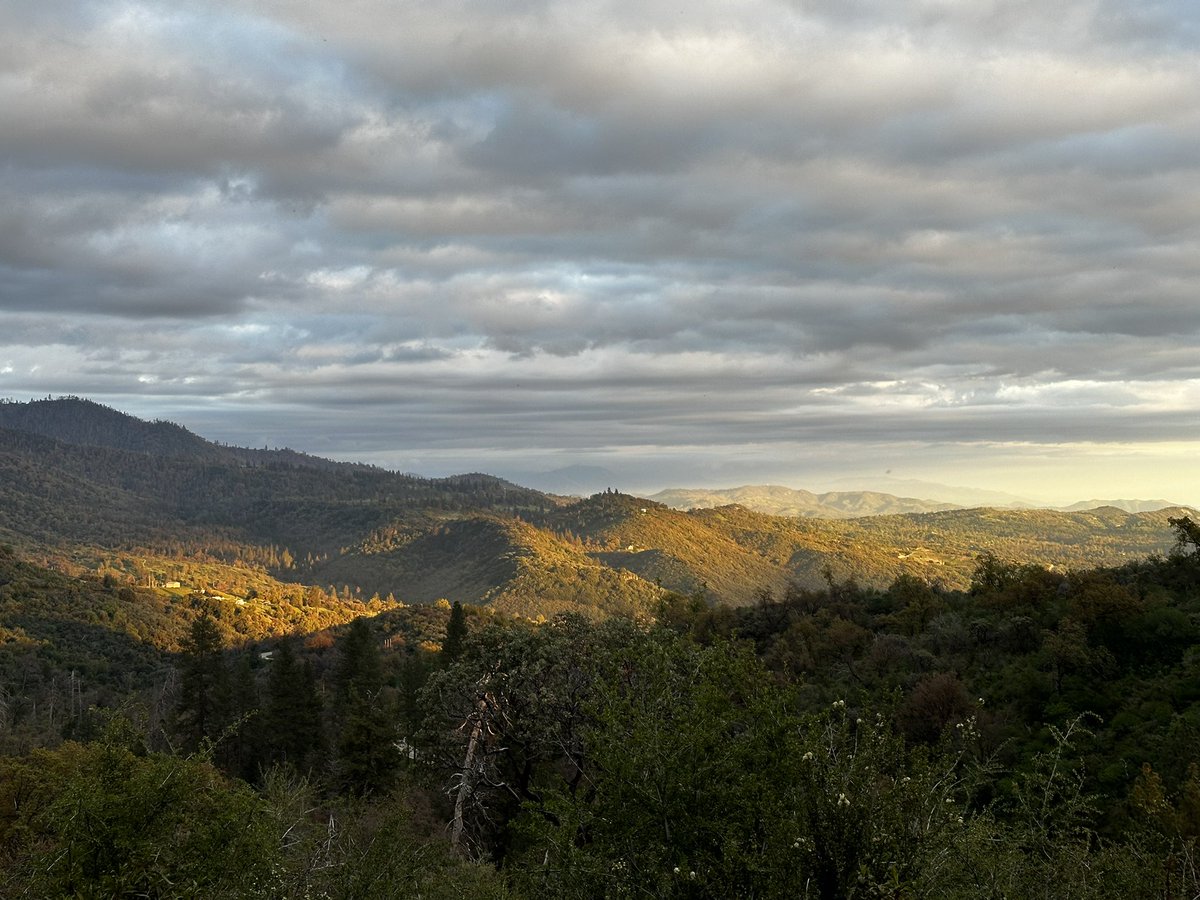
0 727 512 898
8 603 1192 897
171 613 402 794
0 546 411 754
410 591 1199 897
1 520 1198 896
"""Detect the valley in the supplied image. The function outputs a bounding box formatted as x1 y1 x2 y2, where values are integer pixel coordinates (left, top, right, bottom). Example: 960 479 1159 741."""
0 398 1189 619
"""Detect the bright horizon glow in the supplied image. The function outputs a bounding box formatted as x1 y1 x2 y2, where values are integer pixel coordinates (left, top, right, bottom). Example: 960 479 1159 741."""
3 0 1199 509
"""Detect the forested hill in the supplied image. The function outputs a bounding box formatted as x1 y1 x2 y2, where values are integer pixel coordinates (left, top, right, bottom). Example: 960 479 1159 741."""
2 400 1200 899
0 397 219 460
0 396 391 473
0 397 1191 616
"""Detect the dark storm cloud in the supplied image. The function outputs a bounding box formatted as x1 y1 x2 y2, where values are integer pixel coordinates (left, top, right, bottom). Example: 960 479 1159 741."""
2 0 1199 502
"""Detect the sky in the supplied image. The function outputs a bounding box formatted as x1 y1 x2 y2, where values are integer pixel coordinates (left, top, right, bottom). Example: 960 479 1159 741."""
1 0 1198 505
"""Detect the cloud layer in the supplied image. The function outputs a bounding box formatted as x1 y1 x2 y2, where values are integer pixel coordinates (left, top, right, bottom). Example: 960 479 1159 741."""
2 0 1198 502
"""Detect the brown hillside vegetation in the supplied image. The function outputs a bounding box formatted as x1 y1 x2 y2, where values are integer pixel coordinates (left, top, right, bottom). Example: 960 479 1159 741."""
0 400 1190 618
651 483 959 518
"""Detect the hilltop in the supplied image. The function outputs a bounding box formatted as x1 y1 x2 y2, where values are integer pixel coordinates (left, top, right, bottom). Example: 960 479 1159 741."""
649 484 959 518
0 398 1190 619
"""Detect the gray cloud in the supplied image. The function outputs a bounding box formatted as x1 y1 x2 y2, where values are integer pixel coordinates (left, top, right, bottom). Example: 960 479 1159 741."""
1 0 1199 504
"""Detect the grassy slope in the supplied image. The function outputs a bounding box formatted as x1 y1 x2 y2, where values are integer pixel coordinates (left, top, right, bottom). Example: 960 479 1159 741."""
319 514 664 618
693 504 1187 590
0 418 1187 619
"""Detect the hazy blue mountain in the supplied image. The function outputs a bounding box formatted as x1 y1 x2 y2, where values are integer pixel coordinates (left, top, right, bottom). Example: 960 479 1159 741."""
1061 499 1186 513
649 484 959 518
821 476 1040 509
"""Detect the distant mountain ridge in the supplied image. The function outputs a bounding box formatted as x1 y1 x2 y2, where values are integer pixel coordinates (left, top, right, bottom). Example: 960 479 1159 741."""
0 396 217 459
820 476 1038 509
0 397 1191 617
649 485 960 519
1060 499 1183 514
0 396 379 474
652 482 1189 518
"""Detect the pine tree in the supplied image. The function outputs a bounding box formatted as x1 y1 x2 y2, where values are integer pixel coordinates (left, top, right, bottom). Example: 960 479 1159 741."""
443 601 468 662
264 639 324 773
334 618 383 703
333 618 397 794
337 694 399 796
175 614 230 753
226 654 264 781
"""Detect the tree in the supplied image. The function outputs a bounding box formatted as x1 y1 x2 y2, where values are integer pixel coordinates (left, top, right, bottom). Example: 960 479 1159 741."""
1169 515 1200 558
0 731 278 896
335 617 383 703
336 705 399 796
418 615 615 858
888 572 942 635
442 601 468 662
898 672 974 744
332 618 398 795
175 613 230 752
514 635 978 899
225 653 264 780
264 639 324 773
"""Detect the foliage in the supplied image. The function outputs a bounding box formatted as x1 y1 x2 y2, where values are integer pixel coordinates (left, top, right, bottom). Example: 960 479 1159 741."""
0 729 511 899
443 600 468 661
512 637 979 898
416 614 620 858
264 638 325 775
0 727 278 897
175 613 231 752
332 618 400 796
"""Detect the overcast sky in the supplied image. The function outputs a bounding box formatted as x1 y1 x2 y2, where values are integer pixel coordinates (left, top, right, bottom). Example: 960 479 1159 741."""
2 0 1198 504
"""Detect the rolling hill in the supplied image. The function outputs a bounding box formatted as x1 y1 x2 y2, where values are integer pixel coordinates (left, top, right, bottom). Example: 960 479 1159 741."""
649 484 959 518
652 482 1188 519
0 398 1191 619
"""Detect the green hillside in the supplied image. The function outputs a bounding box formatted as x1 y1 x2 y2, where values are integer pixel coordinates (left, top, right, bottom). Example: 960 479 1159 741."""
690 503 1189 592
0 399 1189 621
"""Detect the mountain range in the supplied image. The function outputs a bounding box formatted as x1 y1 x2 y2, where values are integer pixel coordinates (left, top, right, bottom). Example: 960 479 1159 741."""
0 397 1192 618
648 485 959 518
650 483 1184 518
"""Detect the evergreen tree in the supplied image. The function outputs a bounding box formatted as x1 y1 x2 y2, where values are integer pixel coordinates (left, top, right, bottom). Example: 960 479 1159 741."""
264 639 324 773
443 601 467 662
334 618 383 703
225 654 264 781
397 652 433 737
175 614 230 753
337 694 399 796
333 618 397 794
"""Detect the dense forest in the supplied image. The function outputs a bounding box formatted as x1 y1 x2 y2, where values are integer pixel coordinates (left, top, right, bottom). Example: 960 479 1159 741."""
1 518 1198 897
